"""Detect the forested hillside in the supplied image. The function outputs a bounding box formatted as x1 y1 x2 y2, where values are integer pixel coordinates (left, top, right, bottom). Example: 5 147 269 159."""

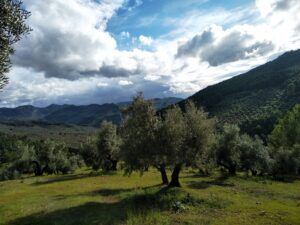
181 50 300 138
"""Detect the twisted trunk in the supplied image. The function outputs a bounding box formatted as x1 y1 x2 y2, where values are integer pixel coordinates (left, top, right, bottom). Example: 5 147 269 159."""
158 164 169 185
111 160 118 171
31 161 42 176
251 169 258 176
218 161 236 175
105 154 118 171
228 165 236 175
169 164 182 187
31 161 49 176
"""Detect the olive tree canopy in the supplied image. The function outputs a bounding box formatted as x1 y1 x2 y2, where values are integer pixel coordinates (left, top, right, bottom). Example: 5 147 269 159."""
0 0 31 88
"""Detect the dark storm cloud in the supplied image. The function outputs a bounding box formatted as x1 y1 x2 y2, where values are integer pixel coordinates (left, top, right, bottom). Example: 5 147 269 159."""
176 28 274 67
82 64 139 78
273 0 294 11
176 30 214 57
12 27 114 80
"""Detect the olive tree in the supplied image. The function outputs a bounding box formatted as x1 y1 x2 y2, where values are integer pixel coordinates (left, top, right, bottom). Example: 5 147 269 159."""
96 121 121 171
80 137 100 170
159 102 216 187
81 121 121 171
269 104 300 148
239 135 271 176
156 105 186 186
120 93 169 183
0 0 31 88
0 141 35 180
32 140 79 176
215 124 242 175
268 105 300 176
216 124 271 176
121 95 215 187
270 145 300 176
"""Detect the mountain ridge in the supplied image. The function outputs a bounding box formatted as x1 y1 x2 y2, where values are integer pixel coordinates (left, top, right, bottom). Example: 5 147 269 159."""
0 97 182 127
178 49 300 138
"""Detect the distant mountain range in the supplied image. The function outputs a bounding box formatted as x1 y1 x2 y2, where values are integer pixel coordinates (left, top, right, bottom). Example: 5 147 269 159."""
2 49 300 137
178 49 300 138
0 97 182 127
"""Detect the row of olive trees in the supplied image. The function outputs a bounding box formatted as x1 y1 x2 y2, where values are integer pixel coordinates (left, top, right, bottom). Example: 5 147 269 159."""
0 139 83 180
211 108 300 179
80 95 300 186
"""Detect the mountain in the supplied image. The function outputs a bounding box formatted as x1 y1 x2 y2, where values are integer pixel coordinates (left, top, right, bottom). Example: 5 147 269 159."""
179 49 300 138
0 97 182 127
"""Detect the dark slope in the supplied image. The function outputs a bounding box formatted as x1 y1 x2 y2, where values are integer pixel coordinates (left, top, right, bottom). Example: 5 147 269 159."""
44 104 121 127
180 49 300 138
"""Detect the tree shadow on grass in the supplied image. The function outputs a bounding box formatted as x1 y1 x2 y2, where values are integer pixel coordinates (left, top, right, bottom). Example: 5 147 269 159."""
187 175 234 190
53 184 165 201
7 184 233 225
90 184 164 197
238 174 300 183
32 173 97 186
90 188 134 197
7 186 174 225
7 201 127 225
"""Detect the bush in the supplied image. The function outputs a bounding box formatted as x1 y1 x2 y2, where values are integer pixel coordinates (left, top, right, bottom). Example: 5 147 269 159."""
271 145 300 176
268 105 300 176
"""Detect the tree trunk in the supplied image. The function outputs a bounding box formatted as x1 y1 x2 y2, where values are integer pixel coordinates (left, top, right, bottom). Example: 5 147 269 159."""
41 165 48 175
111 160 118 171
158 164 169 185
31 161 42 176
228 165 236 175
259 171 264 176
169 164 182 187
251 169 257 176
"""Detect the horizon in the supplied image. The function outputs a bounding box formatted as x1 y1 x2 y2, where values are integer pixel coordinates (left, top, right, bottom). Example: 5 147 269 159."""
0 0 299 107
0 96 183 109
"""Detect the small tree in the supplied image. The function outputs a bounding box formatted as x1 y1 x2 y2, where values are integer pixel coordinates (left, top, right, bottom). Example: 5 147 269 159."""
239 135 271 176
32 140 78 176
80 137 100 170
96 121 121 171
157 105 186 186
81 121 121 171
0 141 35 180
271 145 300 176
268 105 300 176
269 104 300 148
0 0 31 88
159 102 216 187
215 124 241 175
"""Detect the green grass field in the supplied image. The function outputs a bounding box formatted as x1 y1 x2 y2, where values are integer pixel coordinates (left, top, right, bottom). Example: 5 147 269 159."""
0 168 299 225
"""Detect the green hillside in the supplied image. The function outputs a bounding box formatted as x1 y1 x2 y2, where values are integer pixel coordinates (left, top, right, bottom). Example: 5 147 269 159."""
181 49 300 138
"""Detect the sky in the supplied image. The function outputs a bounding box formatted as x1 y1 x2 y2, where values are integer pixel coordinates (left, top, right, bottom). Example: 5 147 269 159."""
0 0 300 107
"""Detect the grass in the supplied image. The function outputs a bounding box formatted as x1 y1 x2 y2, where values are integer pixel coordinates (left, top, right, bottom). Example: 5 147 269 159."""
0 168 299 225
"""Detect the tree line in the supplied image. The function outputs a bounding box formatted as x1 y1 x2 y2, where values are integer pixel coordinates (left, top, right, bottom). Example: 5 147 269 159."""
0 136 83 180
1 93 300 184
80 93 300 187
